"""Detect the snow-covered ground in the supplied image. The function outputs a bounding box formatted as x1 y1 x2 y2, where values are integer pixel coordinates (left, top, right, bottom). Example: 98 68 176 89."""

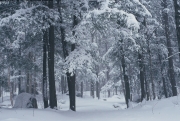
0 92 180 121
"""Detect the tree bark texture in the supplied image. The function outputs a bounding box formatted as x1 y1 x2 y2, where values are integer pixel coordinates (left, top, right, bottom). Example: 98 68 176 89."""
162 0 177 96
173 0 180 58
48 0 57 109
138 52 145 101
121 54 130 108
43 29 48 108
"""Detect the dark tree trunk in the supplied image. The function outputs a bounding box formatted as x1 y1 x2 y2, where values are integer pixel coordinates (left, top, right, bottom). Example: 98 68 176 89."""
138 52 145 102
81 82 83 98
0 86 1 97
43 29 48 108
26 72 29 93
67 72 76 111
121 54 130 108
61 76 65 94
96 81 100 99
144 66 149 101
18 46 21 94
48 0 57 109
91 81 94 98
173 0 180 58
162 77 168 98
58 0 77 111
108 90 110 97
65 12 78 112
162 0 177 96
115 87 118 95
158 48 168 98
18 70 21 94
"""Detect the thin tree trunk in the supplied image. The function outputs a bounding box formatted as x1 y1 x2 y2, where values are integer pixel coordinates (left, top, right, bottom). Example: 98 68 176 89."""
0 86 1 97
61 76 64 94
18 53 21 94
26 72 29 93
162 0 177 96
29 72 32 94
115 87 117 95
8 67 13 106
120 65 126 98
138 52 145 101
81 81 83 98
91 81 94 98
43 29 48 108
108 90 110 97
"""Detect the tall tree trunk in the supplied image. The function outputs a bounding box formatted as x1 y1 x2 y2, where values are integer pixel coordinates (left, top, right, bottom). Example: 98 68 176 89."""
43 29 48 108
162 0 177 96
58 0 77 111
18 46 21 94
144 17 156 100
29 52 33 94
158 47 168 98
121 54 130 108
65 12 78 111
138 52 145 101
173 0 180 58
48 0 57 109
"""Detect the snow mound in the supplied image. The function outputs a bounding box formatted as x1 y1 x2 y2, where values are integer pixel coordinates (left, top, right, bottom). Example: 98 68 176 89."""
13 93 37 108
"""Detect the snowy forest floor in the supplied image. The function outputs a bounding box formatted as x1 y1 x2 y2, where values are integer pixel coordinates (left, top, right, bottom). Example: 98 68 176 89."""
0 92 180 121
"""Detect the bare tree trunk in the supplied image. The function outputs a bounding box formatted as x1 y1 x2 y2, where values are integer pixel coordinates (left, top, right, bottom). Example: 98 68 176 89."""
120 65 126 98
26 72 29 93
81 82 83 98
96 81 100 99
61 76 64 94
0 85 1 97
29 72 32 94
115 87 117 95
58 0 77 111
121 55 130 108
91 81 94 98
173 0 180 58
158 47 168 98
8 67 13 106
108 90 110 97
48 0 57 109
18 48 21 94
138 52 145 101
162 0 177 96
43 29 48 108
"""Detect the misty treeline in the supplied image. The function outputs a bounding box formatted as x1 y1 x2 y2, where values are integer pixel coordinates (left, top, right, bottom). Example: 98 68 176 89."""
0 0 180 111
